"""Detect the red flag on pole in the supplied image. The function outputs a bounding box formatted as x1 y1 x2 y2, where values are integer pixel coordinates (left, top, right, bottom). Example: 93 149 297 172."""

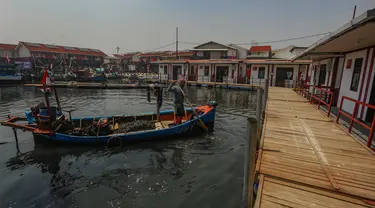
41 68 52 92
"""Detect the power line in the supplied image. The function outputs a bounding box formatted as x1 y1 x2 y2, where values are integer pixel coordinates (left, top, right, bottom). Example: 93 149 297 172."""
116 42 176 54
179 41 201 45
234 32 330 45
140 42 175 52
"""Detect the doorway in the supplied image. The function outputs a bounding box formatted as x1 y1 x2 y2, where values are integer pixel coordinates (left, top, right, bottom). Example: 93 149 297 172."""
366 78 375 123
275 68 293 87
318 64 327 86
172 65 182 80
216 66 228 82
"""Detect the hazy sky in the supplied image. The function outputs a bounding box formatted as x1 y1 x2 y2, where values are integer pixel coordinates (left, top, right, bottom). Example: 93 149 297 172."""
1 0 375 55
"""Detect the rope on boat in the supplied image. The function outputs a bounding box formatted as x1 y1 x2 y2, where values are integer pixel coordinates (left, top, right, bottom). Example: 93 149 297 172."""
68 81 78 88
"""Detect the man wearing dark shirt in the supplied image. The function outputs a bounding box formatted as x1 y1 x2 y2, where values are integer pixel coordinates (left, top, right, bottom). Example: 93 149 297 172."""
168 78 187 124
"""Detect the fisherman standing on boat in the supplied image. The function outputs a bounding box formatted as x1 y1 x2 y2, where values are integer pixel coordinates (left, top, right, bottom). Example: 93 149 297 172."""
168 77 187 124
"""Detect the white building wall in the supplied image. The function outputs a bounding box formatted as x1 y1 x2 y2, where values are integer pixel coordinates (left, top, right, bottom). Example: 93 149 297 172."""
158 64 168 80
210 52 222 59
17 44 31 57
248 51 269 58
249 64 270 86
291 48 307 58
338 49 369 115
226 49 237 58
362 48 375 119
236 49 248 59
273 49 292 59
335 58 345 88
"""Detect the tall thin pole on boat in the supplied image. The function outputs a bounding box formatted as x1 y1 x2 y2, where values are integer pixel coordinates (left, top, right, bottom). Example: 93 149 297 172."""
176 27 179 60
352 5 357 19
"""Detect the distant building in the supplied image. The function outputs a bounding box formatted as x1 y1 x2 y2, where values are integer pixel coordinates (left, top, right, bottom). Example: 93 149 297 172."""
152 41 310 87
15 41 107 68
160 51 193 60
0 43 17 58
248 45 272 59
191 41 238 59
227 44 249 59
271 45 308 59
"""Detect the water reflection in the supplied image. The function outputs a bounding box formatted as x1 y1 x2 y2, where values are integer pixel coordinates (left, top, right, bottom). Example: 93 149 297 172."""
0 85 255 208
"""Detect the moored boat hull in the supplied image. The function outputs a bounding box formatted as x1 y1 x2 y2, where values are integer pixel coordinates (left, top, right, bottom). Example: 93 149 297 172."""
32 104 216 145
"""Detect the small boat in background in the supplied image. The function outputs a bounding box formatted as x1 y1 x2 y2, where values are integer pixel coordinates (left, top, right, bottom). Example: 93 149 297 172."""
91 68 106 81
0 64 22 82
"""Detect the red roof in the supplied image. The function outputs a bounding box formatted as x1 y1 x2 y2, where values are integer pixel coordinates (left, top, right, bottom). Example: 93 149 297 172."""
20 41 107 57
0 43 17 51
249 45 271 52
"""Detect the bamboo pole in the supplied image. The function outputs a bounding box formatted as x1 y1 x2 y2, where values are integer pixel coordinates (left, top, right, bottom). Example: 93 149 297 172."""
243 117 258 208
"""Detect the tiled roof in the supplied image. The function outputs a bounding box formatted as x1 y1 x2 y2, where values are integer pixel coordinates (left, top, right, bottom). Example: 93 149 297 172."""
249 45 272 52
0 43 17 51
245 59 311 64
20 41 107 57
162 51 193 57
139 51 169 57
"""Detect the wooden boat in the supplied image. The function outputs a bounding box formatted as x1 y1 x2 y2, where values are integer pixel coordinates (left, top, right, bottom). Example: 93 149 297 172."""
1 102 217 145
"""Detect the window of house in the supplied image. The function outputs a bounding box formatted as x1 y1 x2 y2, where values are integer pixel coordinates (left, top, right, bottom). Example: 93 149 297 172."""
350 58 363 92
164 65 168 74
203 51 210 59
231 69 235 79
204 66 209 76
258 67 265 79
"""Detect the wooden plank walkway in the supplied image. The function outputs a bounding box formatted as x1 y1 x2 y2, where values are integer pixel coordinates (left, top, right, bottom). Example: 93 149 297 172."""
254 87 375 207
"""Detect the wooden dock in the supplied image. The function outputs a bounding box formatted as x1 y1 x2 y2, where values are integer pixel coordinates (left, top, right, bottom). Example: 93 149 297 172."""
253 87 375 207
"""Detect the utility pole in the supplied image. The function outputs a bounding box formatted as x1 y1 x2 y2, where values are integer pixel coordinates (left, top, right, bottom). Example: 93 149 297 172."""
116 46 120 54
176 27 179 60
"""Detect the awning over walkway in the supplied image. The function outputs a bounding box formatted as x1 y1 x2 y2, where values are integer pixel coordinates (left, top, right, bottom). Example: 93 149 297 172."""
245 59 311 65
293 9 375 61
152 59 242 64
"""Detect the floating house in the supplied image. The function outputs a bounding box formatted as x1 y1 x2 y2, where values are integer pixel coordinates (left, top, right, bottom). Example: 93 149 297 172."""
293 8 375 123
153 41 310 86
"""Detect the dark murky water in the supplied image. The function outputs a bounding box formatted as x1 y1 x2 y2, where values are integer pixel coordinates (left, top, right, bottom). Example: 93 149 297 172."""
0 85 257 208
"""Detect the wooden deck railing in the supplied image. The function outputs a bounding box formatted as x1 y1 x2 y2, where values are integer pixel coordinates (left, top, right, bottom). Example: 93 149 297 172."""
336 96 375 148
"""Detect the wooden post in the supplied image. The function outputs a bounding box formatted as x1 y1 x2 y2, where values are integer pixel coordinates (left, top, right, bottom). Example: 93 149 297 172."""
256 88 262 141
242 117 258 207
262 78 269 121
43 85 50 108
53 88 62 112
